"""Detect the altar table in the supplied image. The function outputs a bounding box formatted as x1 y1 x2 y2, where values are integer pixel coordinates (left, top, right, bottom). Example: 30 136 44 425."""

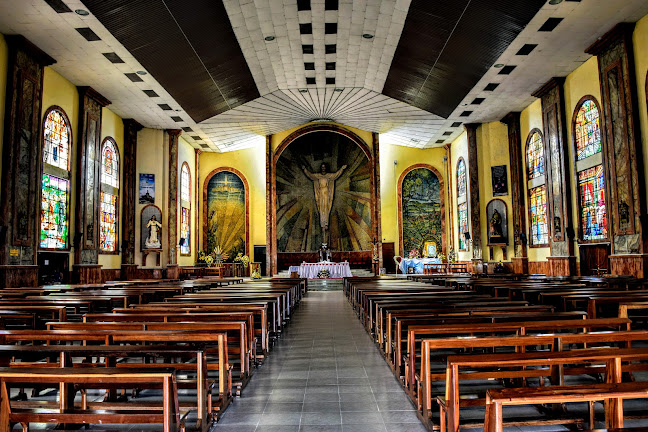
299 262 352 279
399 257 441 274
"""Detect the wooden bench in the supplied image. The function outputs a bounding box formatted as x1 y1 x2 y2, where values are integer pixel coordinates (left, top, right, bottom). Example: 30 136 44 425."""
0 367 183 431
484 382 648 432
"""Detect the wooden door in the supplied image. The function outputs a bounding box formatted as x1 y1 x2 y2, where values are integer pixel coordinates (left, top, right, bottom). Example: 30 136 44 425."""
579 244 610 276
382 242 395 274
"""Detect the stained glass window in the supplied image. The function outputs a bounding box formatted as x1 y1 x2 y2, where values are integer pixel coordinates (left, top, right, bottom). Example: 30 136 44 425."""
100 192 117 252
575 99 601 161
43 109 70 170
41 107 71 250
181 163 190 203
526 131 545 180
181 207 190 255
100 138 119 253
40 174 69 249
101 139 119 188
529 185 549 245
578 165 607 241
457 158 466 199
457 202 468 251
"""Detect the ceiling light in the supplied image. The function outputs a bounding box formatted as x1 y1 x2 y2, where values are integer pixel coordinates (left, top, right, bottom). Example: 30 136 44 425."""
136 70 147 75
175 109 182 112
75 9 90 16
310 118 333 123
362 33 374 39
334 88 344 92
299 89 308 93
548 0 563 4
264 36 275 41
494 64 505 68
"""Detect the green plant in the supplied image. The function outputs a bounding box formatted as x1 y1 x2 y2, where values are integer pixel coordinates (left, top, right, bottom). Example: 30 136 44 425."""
250 269 262 280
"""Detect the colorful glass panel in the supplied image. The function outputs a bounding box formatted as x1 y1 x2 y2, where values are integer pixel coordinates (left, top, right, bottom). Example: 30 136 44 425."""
101 139 119 188
100 192 117 252
457 202 468 250
457 159 466 199
43 109 70 170
578 165 607 241
529 185 549 245
181 164 190 202
526 131 545 180
575 99 602 161
40 174 69 249
181 207 190 255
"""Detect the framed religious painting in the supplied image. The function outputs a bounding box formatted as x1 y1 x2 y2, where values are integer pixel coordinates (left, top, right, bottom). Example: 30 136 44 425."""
139 173 155 204
491 165 508 197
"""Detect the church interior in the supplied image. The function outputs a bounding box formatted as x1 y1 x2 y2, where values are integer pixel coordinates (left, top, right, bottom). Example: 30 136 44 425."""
1 0 648 431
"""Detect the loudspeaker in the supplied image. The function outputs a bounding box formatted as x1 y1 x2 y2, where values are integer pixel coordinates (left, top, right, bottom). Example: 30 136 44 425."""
179 238 186 247
519 233 527 245
464 232 471 240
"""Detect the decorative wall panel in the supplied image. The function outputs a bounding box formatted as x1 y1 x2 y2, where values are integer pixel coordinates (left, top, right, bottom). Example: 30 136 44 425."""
167 130 181 265
121 119 142 265
400 167 442 256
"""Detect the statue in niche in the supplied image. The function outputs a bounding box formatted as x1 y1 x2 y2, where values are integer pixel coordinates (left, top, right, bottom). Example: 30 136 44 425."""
554 216 562 236
145 215 162 249
619 201 630 230
489 209 504 242
319 243 331 262
302 163 347 241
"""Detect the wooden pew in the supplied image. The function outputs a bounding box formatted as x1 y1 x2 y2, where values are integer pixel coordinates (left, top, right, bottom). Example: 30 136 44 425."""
0 367 182 431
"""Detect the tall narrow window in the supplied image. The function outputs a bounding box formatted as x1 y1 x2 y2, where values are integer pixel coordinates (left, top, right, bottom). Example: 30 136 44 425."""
180 162 191 255
525 129 549 246
100 138 119 253
456 158 468 251
573 97 607 242
41 107 71 250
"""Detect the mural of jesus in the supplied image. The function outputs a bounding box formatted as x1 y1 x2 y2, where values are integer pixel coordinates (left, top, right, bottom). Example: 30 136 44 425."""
301 163 347 233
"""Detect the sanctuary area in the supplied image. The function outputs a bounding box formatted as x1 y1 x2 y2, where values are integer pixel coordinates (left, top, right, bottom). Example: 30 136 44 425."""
1 0 648 431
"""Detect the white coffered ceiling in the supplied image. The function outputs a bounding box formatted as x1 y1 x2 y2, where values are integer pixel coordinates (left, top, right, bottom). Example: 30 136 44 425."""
0 0 647 152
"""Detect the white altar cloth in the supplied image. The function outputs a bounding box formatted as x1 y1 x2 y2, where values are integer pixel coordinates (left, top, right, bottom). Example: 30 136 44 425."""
299 262 352 279
399 257 441 274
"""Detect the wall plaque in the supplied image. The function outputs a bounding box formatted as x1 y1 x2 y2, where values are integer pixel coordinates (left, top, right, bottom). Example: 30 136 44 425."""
491 165 508 196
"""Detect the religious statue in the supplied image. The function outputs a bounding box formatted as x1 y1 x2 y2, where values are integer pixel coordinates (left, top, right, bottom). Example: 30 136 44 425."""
489 209 504 242
145 215 162 249
319 243 331 262
302 163 347 239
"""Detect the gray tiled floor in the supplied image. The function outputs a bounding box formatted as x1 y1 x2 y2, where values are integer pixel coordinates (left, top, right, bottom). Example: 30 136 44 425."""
213 290 427 432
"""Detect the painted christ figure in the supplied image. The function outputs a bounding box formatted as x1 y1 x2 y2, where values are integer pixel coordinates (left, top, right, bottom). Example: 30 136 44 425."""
301 163 347 233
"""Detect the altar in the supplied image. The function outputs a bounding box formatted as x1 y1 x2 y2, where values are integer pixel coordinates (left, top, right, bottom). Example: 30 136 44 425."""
299 262 353 279
399 257 441 274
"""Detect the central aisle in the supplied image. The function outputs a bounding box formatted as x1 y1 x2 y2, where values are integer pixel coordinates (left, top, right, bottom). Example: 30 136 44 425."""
213 290 427 432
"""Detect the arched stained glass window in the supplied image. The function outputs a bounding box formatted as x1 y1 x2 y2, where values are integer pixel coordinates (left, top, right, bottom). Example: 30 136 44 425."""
575 99 602 161
99 138 119 253
529 185 549 245
526 131 545 179
41 107 71 250
456 158 468 251
573 97 607 242
180 162 191 255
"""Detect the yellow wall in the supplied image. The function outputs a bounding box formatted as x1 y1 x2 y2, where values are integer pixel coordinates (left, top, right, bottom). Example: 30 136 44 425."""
178 137 197 266
379 143 448 257
135 128 167 267
634 14 648 196
519 99 551 262
270 122 374 154
199 142 267 262
98 108 124 269
449 132 471 262
0 33 7 187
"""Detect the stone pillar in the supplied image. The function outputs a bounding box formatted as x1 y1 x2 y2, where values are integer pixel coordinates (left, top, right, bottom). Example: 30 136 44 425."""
73 87 110 284
501 112 529 274
372 132 383 274
465 124 483 268
266 135 275 276
195 148 201 258
444 144 454 253
166 129 182 280
586 23 648 278
0 36 54 287
120 119 143 280
532 78 575 276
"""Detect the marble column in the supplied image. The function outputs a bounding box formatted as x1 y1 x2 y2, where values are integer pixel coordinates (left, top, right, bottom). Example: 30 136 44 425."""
465 124 483 271
0 35 54 287
166 129 182 279
372 132 383 274
501 112 529 274
532 78 576 276
120 119 143 280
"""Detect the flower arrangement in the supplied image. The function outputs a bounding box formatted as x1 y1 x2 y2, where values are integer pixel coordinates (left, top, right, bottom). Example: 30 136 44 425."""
447 249 457 264
317 269 331 279
436 252 446 262
204 255 214 267
408 249 420 259
234 253 250 268
250 269 262 280
212 245 229 265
